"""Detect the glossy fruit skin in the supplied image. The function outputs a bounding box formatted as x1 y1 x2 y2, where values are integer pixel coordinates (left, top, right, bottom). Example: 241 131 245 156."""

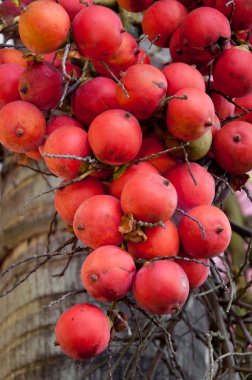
19 0 70 54
72 5 124 60
133 260 189 314
88 109 142 165
0 100 46 153
127 220 180 260
71 77 119 127
55 177 105 225
18 62 64 111
0 63 23 109
117 0 154 12
212 48 252 98
46 115 84 135
166 87 215 141
162 62 205 96
58 0 93 20
55 303 110 360
73 195 123 249
215 0 252 31
109 162 158 199
178 205 232 259
81 245 136 302
0 48 27 67
43 126 90 179
165 163 215 211
213 121 252 175
177 253 210 289
116 64 167 120
121 172 178 223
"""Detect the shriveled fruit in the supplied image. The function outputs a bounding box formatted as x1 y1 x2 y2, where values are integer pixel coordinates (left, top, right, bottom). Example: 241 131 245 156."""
133 260 189 314
71 77 119 127
73 195 123 248
178 205 232 259
43 126 90 179
19 0 70 54
55 177 105 225
18 61 64 111
165 163 215 211
55 303 110 359
81 245 136 301
127 220 180 260
116 64 167 120
213 121 252 174
0 100 46 153
121 172 177 223
88 109 142 165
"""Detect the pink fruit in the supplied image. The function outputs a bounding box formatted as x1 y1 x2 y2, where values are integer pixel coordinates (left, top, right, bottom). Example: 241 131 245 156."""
55 177 105 225
0 63 23 109
165 163 215 211
178 205 232 259
88 109 142 165
81 245 136 301
121 172 178 223
215 0 252 31
57 0 93 20
73 195 123 248
211 92 235 121
127 220 180 260
177 253 210 288
133 260 189 314
0 100 46 153
234 93 252 123
55 303 110 359
46 115 84 135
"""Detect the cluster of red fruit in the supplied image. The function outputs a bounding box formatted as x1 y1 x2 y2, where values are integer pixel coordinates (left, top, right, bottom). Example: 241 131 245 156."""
0 0 252 362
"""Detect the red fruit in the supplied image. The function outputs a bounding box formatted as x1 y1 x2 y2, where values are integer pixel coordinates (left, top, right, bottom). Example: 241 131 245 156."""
0 63 23 109
0 48 27 67
127 220 179 260
166 88 215 141
110 162 158 199
215 0 252 31
116 64 167 120
162 62 205 96
71 77 119 127
136 49 151 65
179 7 231 57
88 109 142 165
73 195 123 249
72 5 124 60
19 0 70 54
55 303 110 359
121 172 177 223
212 47 252 98
211 93 235 121
117 0 154 12
178 205 232 259
81 245 136 301
177 253 210 288
46 115 84 135
165 163 215 211
0 100 46 153
43 126 90 179
133 260 189 314
213 121 252 174
26 149 43 161
142 0 187 48
18 62 63 111
55 177 105 225
57 0 93 20
136 135 177 175
234 94 252 123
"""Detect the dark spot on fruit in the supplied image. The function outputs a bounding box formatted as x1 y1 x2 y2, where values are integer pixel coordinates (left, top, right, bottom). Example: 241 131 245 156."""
19 86 28 94
124 112 131 119
90 274 98 282
163 179 170 186
16 128 24 137
176 49 183 56
205 121 213 127
71 317 74 321
152 81 165 89
216 226 224 234
77 223 85 231
233 134 241 143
